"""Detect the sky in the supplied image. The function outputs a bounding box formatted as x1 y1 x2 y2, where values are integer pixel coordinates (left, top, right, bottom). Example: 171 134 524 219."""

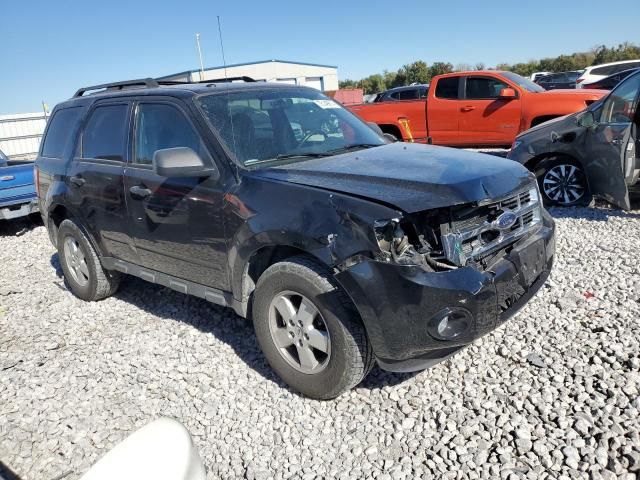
1 0 638 114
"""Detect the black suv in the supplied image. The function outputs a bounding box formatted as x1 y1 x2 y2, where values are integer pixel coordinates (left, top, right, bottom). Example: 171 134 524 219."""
36 77 555 399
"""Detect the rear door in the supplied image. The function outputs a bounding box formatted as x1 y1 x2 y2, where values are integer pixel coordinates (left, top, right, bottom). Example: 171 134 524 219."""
65 100 137 261
123 98 229 290
585 72 640 210
457 75 522 146
427 76 461 145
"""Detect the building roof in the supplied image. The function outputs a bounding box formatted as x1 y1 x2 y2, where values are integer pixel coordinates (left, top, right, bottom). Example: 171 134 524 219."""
158 59 338 80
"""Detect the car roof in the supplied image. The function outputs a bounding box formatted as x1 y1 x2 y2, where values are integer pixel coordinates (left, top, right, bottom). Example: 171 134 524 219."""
54 80 315 109
384 84 429 93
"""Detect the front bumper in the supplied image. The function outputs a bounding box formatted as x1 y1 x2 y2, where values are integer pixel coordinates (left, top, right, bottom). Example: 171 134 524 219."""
335 212 555 372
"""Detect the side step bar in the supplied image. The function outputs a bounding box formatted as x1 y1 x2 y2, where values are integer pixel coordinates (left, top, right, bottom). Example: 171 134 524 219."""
101 257 234 309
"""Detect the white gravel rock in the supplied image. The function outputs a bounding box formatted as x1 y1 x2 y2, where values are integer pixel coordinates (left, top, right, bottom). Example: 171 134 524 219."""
1 202 639 479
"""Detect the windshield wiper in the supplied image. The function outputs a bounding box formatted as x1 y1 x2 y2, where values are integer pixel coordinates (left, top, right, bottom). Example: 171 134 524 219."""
326 143 382 154
273 152 331 160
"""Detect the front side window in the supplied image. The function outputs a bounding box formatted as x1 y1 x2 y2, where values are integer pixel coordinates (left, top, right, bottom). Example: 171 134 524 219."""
82 104 128 161
435 77 460 99
196 87 384 166
465 77 509 99
600 72 640 124
134 103 205 165
500 72 545 93
41 107 83 159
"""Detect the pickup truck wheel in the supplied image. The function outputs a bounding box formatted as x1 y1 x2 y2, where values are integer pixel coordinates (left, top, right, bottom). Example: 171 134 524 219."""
252 256 374 399
57 219 120 301
535 158 591 207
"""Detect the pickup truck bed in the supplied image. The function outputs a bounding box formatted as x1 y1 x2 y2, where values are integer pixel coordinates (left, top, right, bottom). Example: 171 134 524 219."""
0 160 38 220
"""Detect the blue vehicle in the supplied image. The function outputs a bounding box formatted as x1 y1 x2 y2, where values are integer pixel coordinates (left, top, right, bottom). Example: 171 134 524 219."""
0 148 38 220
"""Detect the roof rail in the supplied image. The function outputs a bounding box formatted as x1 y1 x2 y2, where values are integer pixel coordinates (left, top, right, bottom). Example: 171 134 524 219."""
156 76 257 85
73 78 160 98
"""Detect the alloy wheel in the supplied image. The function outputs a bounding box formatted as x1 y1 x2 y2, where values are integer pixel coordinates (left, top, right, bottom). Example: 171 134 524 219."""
63 236 90 287
542 164 586 205
268 291 331 374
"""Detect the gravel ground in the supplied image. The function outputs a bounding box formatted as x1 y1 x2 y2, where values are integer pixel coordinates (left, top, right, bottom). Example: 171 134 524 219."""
1 204 639 480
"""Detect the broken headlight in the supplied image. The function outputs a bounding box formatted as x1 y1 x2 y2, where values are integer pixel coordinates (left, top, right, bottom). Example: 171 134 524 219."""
373 218 456 271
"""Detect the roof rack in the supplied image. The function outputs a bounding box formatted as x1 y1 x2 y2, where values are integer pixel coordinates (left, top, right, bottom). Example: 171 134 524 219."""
73 78 160 98
156 76 257 85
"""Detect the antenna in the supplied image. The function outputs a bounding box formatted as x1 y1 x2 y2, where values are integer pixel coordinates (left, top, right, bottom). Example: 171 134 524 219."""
217 15 240 179
195 33 205 80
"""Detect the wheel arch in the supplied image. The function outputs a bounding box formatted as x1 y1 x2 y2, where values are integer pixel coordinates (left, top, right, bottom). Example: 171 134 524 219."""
234 244 322 318
377 123 403 140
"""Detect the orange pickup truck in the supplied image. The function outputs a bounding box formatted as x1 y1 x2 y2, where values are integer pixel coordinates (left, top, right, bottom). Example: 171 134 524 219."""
348 71 607 147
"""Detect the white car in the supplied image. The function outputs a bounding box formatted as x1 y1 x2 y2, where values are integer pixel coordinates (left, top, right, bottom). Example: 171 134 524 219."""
576 59 640 88
530 71 552 82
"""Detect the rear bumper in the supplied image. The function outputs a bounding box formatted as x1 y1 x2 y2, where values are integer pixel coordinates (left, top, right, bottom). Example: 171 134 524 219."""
335 212 555 372
0 198 38 220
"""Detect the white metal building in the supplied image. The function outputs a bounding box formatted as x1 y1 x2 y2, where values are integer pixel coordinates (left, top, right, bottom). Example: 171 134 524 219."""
0 112 48 160
159 59 339 91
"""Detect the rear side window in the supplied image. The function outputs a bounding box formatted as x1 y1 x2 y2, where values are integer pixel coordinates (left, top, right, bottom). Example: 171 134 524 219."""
41 107 83 159
82 104 129 161
398 89 419 100
435 77 460 99
134 103 204 165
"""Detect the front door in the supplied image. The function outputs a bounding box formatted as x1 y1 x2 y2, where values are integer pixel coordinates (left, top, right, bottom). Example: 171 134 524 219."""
585 73 640 210
123 99 229 290
457 76 522 146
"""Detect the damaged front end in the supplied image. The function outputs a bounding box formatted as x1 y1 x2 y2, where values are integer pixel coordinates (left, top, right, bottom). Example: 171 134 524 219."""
334 182 555 373
372 183 544 272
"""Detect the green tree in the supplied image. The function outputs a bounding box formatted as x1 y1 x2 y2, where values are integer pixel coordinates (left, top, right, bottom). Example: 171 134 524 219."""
396 61 430 86
429 62 454 78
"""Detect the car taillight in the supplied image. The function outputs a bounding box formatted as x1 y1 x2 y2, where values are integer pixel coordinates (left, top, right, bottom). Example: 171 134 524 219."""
34 165 40 198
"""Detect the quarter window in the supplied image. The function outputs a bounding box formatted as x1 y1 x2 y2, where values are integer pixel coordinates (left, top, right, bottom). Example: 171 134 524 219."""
41 107 83 159
82 105 128 161
435 77 460 99
465 77 509 99
134 103 204 165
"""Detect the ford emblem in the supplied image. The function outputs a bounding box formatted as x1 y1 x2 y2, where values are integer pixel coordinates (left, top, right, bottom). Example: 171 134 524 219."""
495 211 518 230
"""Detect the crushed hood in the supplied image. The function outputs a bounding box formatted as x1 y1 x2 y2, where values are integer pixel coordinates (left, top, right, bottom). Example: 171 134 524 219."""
247 143 533 213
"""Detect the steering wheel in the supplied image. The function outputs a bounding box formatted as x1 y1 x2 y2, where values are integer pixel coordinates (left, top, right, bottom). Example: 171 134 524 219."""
296 130 327 149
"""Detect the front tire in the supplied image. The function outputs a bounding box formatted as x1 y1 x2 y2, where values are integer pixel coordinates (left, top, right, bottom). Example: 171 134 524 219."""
57 219 120 301
534 157 591 207
252 256 374 399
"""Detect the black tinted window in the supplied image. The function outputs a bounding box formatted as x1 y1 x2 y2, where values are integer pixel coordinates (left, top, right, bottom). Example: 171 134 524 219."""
465 77 509 99
398 89 419 100
135 103 203 165
82 105 128 161
435 77 459 99
41 107 82 159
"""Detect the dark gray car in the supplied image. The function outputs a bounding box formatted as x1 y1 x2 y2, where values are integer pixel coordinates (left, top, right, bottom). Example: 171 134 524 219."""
508 70 640 210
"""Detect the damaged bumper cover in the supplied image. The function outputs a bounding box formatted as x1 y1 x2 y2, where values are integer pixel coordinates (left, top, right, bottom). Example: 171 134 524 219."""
335 211 555 372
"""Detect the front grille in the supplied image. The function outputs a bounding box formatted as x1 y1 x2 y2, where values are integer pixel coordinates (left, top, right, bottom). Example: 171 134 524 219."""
441 185 542 266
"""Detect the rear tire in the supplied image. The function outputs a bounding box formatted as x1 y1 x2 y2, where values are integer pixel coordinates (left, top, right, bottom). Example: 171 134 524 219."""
534 157 591 207
57 219 120 301
252 256 374 399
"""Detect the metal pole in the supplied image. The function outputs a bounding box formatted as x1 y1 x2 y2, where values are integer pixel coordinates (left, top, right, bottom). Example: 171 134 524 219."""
41 100 48 118
195 33 205 81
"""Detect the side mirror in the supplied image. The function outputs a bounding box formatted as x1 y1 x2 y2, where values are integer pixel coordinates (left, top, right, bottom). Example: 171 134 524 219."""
577 110 596 128
499 88 517 99
153 147 219 179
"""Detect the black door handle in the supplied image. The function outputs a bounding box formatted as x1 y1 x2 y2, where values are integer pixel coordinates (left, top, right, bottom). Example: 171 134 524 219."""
69 175 85 187
129 185 152 199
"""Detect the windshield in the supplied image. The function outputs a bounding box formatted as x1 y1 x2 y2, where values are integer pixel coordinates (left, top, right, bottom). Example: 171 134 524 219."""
501 71 546 93
196 87 385 167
